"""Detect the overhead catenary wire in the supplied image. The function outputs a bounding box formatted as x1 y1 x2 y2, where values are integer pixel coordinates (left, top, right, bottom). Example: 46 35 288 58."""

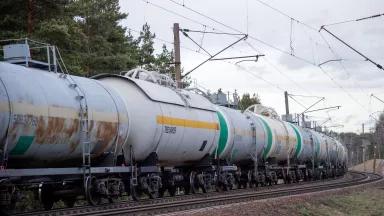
318 32 368 95
128 24 286 93
319 26 384 71
181 30 213 56
288 95 308 109
140 0 318 95
247 0 383 107
234 63 285 92
290 18 295 56
167 0 324 97
253 0 318 32
141 0 371 126
181 29 245 36
318 65 369 112
288 94 324 99
244 41 315 94
323 12 384 27
246 0 249 35
165 0 317 66
127 27 209 55
240 0 373 114
197 25 206 53
141 0 218 32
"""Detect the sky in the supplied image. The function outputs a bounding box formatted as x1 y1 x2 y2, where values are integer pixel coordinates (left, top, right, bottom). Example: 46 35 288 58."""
119 0 384 133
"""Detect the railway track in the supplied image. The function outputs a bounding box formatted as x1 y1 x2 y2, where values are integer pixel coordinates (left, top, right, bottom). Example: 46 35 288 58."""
9 171 382 216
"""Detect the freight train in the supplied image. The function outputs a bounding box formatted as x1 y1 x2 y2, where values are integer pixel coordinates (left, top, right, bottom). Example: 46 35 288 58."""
0 40 347 210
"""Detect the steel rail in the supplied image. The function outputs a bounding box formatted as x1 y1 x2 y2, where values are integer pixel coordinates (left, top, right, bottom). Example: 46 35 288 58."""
10 171 381 216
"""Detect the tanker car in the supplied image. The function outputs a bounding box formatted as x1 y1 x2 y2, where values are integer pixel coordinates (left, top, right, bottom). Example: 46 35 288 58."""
0 40 347 210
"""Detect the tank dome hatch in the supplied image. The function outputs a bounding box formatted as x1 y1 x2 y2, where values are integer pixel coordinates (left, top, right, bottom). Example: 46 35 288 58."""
245 104 280 120
122 68 177 88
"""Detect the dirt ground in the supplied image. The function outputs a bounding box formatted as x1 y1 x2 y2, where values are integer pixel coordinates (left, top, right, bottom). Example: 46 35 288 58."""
160 182 384 216
350 159 384 175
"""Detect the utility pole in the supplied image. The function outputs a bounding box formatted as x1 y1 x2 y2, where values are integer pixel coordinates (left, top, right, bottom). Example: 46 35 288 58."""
173 23 182 88
363 146 366 172
284 91 289 116
373 144 377 173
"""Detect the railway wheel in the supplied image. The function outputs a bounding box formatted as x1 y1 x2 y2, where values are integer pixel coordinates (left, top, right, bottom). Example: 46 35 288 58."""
271 172 278 185
216 182 228 192
239 180 248 189
260 174 266 186
85 176 101 206
183 183 191 195
158 187 165 198
108 196 119 204
169 186 177 196
286 173 292 184
189 171 198 194
196 173 208 193
147 175 160 199
130 181 140 201
63 198 76 208
39 183 55 210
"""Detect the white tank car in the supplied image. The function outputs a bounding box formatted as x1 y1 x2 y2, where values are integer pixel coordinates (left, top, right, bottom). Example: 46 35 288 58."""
309 131 347 165
294 127 314 162
0 62 129 167
95 70 220 166
236 105 345 165
335 140 347 164
243 105 299 162
214 106 265 162
311 131 328 162
326 137 338 163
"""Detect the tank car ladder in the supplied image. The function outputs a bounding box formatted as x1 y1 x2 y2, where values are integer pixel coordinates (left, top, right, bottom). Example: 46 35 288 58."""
79 98 91 179
54 47 92 181
250 123 259 183
68 77 92 185
310 135 315 178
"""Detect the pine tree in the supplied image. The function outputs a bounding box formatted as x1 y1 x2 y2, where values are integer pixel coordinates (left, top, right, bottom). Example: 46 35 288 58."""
0 1 183 81
137 23 156 70
154 45 174 75
238 93 261 111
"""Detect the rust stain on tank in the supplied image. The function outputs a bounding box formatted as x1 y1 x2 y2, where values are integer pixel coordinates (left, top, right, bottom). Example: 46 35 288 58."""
93 121 118 156
35 117 64 144
34 116 46 143
35 117 78 145
67 119 80 153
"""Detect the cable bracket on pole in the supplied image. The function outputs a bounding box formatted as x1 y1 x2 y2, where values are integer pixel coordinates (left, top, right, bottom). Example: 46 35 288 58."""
319 26 384 71
180 28 249 78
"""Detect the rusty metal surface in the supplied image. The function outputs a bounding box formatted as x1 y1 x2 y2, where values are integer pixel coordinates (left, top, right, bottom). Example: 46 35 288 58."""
0 77 10 158
0 62 128 167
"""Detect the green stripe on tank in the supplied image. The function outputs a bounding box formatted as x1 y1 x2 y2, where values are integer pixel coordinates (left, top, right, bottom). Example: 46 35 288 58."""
9 136 35 155
289 124 302 157
216 111 228 156
259 118 273 159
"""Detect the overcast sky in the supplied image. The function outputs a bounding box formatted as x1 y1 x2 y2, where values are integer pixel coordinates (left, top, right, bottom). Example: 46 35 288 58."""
119 0 384 133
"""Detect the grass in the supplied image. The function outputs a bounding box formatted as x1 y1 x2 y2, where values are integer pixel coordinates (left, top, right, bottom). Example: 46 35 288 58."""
296 188 384 216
